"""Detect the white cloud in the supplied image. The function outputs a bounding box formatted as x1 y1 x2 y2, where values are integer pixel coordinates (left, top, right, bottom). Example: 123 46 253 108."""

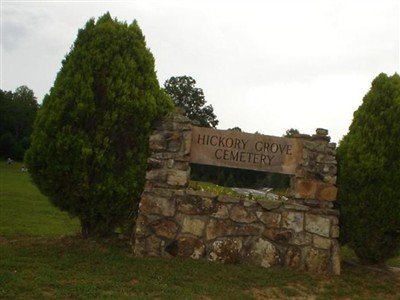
1 0 398 143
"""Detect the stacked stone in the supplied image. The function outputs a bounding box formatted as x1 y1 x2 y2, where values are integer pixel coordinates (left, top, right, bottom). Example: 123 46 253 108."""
133 113 340 275
134 111 192 257
288 128 340 274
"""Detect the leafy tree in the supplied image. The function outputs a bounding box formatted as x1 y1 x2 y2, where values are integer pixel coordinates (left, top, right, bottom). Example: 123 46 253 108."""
0 86 39 160
25 13 173 237
164 76 218 128
337 73 400 264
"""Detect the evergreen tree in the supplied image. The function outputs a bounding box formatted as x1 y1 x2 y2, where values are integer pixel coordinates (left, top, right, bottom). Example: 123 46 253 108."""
25 13 173 237
337 73 400 264
164 76 218 128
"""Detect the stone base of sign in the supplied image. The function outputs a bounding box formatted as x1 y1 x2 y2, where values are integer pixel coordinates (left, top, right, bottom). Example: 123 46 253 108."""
133 111 340 275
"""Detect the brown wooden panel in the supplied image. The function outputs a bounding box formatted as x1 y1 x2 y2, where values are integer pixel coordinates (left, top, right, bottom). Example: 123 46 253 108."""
190 126 303 175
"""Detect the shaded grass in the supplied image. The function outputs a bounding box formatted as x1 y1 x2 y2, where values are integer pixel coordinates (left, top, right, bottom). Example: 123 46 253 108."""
342 245 400 268
1 236 399 300
0 161 80 236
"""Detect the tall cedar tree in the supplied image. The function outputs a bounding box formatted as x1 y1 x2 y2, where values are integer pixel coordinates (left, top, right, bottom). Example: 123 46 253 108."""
164 76 218 128
337 73 400 264
25 14 173 237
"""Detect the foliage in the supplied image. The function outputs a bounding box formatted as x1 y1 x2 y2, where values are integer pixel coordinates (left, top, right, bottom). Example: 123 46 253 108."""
0 86 39 160
25 13 173 237
337 73 400 264
164 76 218 128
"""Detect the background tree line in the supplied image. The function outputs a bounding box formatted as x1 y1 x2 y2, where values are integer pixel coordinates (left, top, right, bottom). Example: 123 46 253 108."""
0 86 39 160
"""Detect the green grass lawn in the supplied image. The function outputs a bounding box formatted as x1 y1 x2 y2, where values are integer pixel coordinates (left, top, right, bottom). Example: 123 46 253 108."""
0 161 80 236
0 161 399 299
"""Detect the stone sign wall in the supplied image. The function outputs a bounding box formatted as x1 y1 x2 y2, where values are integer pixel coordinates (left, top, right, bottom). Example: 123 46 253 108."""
133 111 340 275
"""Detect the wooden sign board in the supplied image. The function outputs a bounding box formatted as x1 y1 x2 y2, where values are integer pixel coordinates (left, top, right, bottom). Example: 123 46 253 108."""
190 126 303 175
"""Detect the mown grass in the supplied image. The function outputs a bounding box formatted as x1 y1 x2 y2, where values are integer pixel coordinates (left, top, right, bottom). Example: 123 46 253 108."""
1 236 399 300
0 161 80 236
0 161 399 299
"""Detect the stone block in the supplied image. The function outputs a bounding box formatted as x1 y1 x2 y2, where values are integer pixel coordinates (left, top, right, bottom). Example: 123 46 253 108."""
285 247 302 270
166 159 174 168
331 225 340 238
167 169 189 186
293 179 317 199
282 211 304 233
289 232 312 246
218 195 241 203
133 235 147 256
313 235 331 249
305 214 331 237
243 199 259 207
134 214 148 235
140 193 176 217
147 158 163 169
149 219 179 240
209 239 243 263
146 235 162 257
165 237 205 259
180 216 206 237
149 133 167 151
145 169 167 182
257 198 283 210
178 195 216 215
230 205 257 223
206 219 263 240
263 228 292 243
212 204 230 219
247 238 280 268
293 179 337 202
323 175 337 184
316 184 337 201
283 203 309 212
183 131 192 155
305 248 329 274
316 128 329 136
173 161 190 171
167 139 182 152
257 212 281 228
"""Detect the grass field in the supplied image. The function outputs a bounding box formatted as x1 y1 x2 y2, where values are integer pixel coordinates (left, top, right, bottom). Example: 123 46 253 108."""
0 161 80 236
0 161 399 299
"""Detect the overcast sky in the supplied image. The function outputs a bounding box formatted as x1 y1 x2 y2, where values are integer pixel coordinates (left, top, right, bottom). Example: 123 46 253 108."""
1 0 399 143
